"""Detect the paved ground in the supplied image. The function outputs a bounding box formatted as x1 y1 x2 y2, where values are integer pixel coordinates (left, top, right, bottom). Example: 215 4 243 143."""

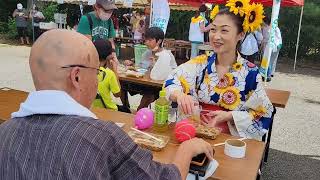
0 44 319 180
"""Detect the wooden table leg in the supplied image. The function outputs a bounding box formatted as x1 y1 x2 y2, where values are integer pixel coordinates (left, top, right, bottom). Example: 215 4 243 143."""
263 107 277 163
120 82 130 109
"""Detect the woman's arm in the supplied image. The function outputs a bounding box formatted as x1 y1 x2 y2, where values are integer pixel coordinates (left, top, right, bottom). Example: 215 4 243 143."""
165 55 208 114
231 74 274 139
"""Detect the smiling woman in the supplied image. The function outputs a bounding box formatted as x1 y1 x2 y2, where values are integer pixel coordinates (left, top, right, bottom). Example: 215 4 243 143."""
164 0 274 140
209 8 245 56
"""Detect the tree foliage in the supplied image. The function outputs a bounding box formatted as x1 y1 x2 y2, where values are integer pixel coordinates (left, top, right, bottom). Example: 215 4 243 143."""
279 2 320 59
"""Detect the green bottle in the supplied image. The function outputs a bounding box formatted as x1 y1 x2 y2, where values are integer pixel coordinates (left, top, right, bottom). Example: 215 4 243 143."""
154 90 169 132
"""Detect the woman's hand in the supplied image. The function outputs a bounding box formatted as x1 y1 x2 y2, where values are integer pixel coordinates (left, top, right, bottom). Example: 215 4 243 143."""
176 93 195 115
201 111 233 127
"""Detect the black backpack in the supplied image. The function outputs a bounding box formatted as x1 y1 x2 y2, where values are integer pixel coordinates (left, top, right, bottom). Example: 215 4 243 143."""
86 14 94 31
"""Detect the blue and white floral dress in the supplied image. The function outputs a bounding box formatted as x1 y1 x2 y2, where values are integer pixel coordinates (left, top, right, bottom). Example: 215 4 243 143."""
164 53 274 140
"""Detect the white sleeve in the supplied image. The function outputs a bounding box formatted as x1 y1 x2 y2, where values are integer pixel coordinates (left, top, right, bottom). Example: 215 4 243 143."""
255 31 263 44
229 74 274 140
39 12 45 19
275 28 282 46
150 52 172 81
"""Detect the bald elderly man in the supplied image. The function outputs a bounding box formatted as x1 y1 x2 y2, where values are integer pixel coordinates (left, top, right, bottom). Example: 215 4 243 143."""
0 30 213 180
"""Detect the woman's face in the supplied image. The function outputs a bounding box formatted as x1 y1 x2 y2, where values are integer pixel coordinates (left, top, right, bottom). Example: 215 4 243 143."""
209 14 244 55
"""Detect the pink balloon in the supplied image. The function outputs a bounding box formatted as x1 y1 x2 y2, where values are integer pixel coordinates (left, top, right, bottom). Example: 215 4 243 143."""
134 108 154 130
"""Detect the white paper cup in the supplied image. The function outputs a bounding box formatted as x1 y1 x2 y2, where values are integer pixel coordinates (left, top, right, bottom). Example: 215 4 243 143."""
224 139 246 158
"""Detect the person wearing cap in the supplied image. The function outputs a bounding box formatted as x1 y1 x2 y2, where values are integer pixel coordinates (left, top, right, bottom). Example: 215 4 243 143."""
92 39 131 113
12 3 30 45
77 0 117 48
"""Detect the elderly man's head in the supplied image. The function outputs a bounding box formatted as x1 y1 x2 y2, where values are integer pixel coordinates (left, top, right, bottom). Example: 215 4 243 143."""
29 29 99 108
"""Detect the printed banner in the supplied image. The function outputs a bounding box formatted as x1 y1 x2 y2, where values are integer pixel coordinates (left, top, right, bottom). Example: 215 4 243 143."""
151 0 170 34
259 0 281 78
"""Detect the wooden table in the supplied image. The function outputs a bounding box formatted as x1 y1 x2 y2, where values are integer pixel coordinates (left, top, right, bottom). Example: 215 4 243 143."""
118 72 163 88
0 87 290 165
118 72 163 108
0 87 28 123
92 108 265 180
265 88 290 108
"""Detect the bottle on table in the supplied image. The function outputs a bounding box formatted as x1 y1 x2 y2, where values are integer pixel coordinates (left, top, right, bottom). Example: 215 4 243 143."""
154 90 169 132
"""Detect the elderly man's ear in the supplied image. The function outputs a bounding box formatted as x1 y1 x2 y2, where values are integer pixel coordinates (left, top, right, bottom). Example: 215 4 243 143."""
70 67 81 89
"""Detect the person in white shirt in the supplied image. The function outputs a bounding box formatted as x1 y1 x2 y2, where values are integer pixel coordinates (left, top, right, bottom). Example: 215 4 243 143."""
142 27 177 80
261 16 282 80
139 27 177 109
189 11 211 58
123 27 177 110
261 17 271 51
240 30 263 63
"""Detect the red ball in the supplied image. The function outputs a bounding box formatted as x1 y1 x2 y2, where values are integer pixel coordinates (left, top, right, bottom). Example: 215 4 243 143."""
174 120 196 142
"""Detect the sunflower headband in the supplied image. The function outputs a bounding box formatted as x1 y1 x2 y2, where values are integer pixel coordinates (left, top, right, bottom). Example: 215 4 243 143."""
210 0 265 33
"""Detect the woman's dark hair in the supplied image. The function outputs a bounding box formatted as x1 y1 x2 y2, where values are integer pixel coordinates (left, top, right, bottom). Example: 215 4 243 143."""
263 16 271 25
216 8 245 34
199 4 207 12
144 27 164 47
215 8 245 52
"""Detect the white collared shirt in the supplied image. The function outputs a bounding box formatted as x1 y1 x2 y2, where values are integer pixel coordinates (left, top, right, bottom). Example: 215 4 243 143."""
241 31 263 55
12 90 97 119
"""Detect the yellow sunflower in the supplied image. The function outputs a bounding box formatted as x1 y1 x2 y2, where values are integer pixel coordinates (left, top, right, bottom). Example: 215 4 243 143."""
233 62 243 71
219 86 241 110
249 105 267 120
188 54 208 64
178 76 190 94
243 3 265 33
210 5 220 20
214 73 234 94
191 16 204 23
226 0 250 17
